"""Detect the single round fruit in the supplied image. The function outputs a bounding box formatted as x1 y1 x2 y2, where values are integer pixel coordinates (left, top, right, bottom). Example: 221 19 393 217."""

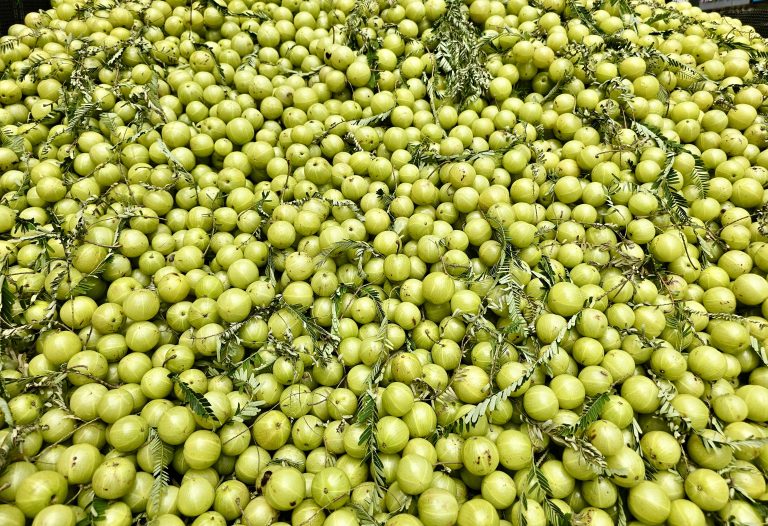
264 467 306 510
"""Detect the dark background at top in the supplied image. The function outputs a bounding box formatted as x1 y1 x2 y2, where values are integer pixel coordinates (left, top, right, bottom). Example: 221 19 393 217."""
1 0 49 34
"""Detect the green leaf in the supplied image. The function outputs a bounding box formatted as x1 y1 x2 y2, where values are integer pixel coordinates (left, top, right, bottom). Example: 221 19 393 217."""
616 493 628 526
566 0 604 35
0 275 16 324
331 284 352 339
168 373 218 422
343 0 378 52
202 0 271 19
691 156 710 199
350 503 382 526
232 400 265 422
70 276 99 296
574 392 611 433
229 348 270 387
0 38 20 54
76 496 108 526
315 110 393 146
713 436 768 451
148 428 171 514
356 355 388 496
450 341 560 433
279 298 333 345
153 139 193 183
553 392 611 438
653 374 699 442
190 42 227 81
0 397 13 428
536 255 557 290
527 455 554 498
264 245 278 284
661 54 709 82
90 497 108 521
632 121 702 231
730 484 768 517
543 498 572 526
518 491 529 526
346 109 393 129
318 240 378 265
712 35 768 60
429 0 491 106
358 284 385 320
268 457 304 469
0 127 25 157
750 336 768 367
65 101 100 136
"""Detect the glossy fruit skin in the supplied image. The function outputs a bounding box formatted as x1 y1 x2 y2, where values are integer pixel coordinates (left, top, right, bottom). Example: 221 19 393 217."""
640 431 682 470
684 469 730 512
263 467 306 511
547 282 585 316
496 429 532 471
14 471 68 518
628 481 671 525
56 444 102 484
311 467 351 510
457 499 499 526
177 478 216 517
396 454 433 495
462 437 499 476
480 471 516 510
157 406 197 445
0 504 25 526
6 3 768 526
422 272 455 304
417 488 459 526
183 430 222 470
107 415 149 452
382 382 415 417
607 447 646 488
91 457 136 500
30 504 76 526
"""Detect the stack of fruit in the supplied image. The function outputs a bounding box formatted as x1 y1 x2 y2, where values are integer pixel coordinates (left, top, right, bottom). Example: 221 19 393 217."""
0 0 767 525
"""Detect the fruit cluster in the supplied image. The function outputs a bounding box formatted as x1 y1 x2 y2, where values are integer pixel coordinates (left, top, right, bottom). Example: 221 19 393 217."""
0 0 767 525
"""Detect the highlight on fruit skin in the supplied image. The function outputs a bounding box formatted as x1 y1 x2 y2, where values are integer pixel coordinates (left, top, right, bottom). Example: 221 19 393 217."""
1 0 768 525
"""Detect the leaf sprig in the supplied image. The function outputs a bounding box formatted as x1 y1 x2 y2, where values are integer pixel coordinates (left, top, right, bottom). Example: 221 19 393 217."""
168 373 218 423
356 356 388 496
449 338 561 433
148 428 171 514
427 0 491 106
552 392 611 438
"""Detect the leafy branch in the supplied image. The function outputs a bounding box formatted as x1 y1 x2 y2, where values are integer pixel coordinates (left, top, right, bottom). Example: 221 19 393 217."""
651 373 698 443
343 0 379 55
750 336 768 367
317 240 381 273
356 355 387 496
448 340 560 433
566 0 604 35
427 0 490 106
232 400 266 423
168 373 217 422
197 0 271 19
313 110 393 147
279 297 338 354
632 121 709 231
521 454 572 526
552 393 611 437
148 428 171 514
76 497 108 526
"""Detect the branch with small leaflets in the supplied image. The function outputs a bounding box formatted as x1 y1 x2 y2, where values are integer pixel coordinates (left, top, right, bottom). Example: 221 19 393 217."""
356 355 388 497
